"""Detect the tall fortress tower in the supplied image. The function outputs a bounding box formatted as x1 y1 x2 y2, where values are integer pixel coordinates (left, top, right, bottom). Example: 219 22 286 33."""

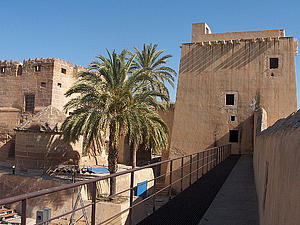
0 58 84 132
168 23 298 156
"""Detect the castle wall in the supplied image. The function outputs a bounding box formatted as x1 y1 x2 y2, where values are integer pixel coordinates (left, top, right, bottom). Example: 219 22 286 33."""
21 58 54 111
253 110 300 225
0 108 21 132
0 62 21 107
0 58 83 131
0 59 54 110
15 131 83 172
160 107 175 161
51 60 82 112
170 26 297 158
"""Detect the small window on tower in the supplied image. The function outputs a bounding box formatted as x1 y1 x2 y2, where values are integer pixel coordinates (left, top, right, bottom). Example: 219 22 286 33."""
1 67 5 74
17 65 22 75
35 65 41 72
41 82 46 88
61 68 66 74
270 58 278 69
229 130 239 143
226 94 235 105
230 116 236 122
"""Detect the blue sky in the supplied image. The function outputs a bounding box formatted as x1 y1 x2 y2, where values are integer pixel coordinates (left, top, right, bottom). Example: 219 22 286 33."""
1 0 299 106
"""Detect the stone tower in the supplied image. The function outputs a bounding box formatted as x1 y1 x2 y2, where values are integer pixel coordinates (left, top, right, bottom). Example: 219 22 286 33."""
169 23 298 156
0 58 84 132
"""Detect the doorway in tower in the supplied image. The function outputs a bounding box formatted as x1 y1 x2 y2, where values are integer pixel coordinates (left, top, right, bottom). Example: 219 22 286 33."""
24 94 35 113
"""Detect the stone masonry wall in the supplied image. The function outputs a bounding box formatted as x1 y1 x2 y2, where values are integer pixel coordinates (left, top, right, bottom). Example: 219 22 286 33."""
254 110 300 225
169 26 297 159
51 59 84 112
0 58 84 131
15 131 83 172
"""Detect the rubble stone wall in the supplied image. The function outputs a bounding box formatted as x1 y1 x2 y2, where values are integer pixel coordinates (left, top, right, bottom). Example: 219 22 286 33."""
15 131 83 172
0 58 82 131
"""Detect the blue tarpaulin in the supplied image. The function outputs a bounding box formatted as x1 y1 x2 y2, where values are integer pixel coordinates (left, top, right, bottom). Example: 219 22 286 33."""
136 180 148 198
90 167 109 174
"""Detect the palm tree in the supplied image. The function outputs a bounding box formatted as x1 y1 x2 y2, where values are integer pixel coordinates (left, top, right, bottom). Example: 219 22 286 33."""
61 50 169 196
132 43 177 100
128 44 177 167
127 91 169 168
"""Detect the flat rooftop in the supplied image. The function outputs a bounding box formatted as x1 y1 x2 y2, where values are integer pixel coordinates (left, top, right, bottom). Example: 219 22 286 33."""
191 22 285 42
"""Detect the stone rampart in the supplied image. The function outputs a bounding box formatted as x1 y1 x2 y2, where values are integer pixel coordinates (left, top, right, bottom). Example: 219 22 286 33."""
253 110 300 225
0 57 85 131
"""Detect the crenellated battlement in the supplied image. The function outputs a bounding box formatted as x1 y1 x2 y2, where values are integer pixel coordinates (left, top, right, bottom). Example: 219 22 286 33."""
23 57 55 64
74 64 86 72
0 60 22 66
0 57 86 122
1 57 85 68
0 57 86 77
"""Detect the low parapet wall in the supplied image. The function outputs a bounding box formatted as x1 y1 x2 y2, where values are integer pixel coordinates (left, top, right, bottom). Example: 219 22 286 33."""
253 110 300 225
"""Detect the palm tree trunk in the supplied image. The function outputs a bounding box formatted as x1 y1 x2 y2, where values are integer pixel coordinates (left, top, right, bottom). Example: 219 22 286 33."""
92 139 99 165
108 125 118 197
132 143 138 168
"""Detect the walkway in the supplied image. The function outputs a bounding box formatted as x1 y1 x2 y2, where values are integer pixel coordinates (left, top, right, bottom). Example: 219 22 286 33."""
198 155 259 225
138 155 241 225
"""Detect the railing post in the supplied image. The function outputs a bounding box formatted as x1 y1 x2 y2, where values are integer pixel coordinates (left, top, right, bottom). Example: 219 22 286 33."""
21 199 26 225
202 151 204 176
213 148 216 167
206 150 209 173
152 165 158 213
215 148 218 166
169 160 173 200
213 149 215 167
180 157 184 192
189 155 192 186
221 146 224 161
129 171 135 225
212 149 215 167
216 147 219 165
91 181 96 225
221 147 223 161
222 147 225 161
208 150 211 171
196 152 200 180
211 149 213 169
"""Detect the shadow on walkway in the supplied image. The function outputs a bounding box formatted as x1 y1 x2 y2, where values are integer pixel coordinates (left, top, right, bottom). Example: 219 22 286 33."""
138 155 241 225
199 155 259 225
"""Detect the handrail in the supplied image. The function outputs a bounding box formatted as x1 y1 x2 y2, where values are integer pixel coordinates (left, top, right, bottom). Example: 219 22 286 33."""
0 146 226 205
0 144 231 225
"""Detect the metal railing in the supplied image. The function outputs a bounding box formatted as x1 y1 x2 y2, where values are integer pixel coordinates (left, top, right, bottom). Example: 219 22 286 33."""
0 144 231 225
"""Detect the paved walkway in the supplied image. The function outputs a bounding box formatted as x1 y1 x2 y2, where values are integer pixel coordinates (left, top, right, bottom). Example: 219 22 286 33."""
138 155 241 225
198 155 259 225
